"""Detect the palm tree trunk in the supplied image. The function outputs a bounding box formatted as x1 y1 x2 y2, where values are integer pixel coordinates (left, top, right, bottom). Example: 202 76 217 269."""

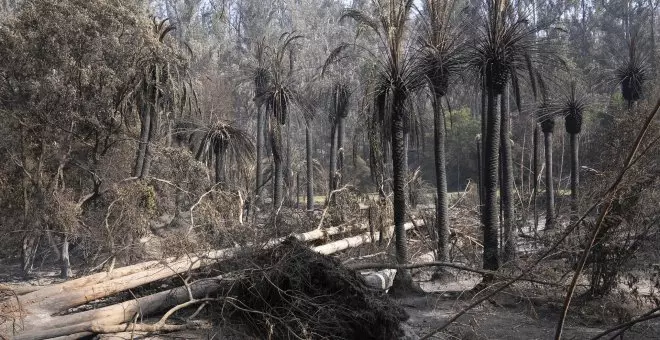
533 124 540 232
214 142 226 187
404 130 410 204
133 103 151 178
329 122 338 193
479 80 487 210
432 91 449 263
306 124 314 211
570 132 579 220
389 90 418 295
337 116 345 187
500 88 515 262
141 102 158 178
482 88 501 273
286 122 293 205
271 118 284 209
255 105 264 200
296 172 300 209
544 129 556 229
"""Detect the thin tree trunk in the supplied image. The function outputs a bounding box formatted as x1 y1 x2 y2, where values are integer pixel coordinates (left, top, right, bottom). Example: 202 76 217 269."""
533 124 540 232
482 89 501 273
255 105 264 201
214 142 226 187
500 88 515 262
544 129 556 229
329 122 338 193
306 124 314 211
477 137 482 208
296 172 300 209
432 91 449 263
60 234 72 279
570 132 579 220
479 79 487 210
141 103 158 178
286 122 293 205
271 118 284 209
133 103 151 178
337 116 345 187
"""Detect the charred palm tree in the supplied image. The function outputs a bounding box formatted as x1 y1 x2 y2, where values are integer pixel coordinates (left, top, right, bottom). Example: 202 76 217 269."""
539 105 556 230
328 81 351 193
326 0 423 295
466 0 540 272
334 82 351 189
252 40 271 202
616 37 649 108
500 84 515 262
256 32 310 209
306 117 314 211
560 82 587 221
192 121 255 188
133 18 189 179
418 0 464 265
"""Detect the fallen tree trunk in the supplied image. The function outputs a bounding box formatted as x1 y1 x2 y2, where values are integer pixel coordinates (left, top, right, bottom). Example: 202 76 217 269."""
15 222 370 300
2 220 422 339
314 220 421 255
14 279 221 340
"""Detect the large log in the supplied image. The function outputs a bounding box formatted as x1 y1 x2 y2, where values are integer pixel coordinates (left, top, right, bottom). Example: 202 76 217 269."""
3 221 420 339
14 222 369 307
14 278 221 340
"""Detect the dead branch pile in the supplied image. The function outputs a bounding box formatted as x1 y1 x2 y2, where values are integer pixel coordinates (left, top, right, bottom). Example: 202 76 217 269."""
227 238 408 339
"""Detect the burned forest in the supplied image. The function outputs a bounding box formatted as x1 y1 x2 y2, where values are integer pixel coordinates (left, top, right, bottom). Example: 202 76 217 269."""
0 0 659 339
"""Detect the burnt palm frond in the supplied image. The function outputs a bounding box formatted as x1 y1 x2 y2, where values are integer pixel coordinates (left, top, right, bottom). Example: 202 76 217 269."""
417 0 466 97
253 32 314 125
466 0 555 106
332 81 352 119
184 120 255 175
561 81 588 134
615 36 649 104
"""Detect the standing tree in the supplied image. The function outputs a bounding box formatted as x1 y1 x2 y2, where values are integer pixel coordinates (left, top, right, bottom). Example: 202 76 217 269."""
418 0 464 266
560 81 587 220
192 121 255 188
256 32 309 209
327 0 423 295
466 0 540 273
616 36 649 108
500 84 515 262
133 18 188 179
540 109 556 230
334 81 352 189
252 40 271 202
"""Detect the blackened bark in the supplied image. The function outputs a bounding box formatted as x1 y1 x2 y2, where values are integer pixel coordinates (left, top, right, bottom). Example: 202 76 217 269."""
271 118 284 208
141 94 159 178
329 122 338 193
500 88 515 262
389 88 420 296
133 103 151 178
570 132 579 220
482 89 501 272
306 125 314 211
544 129 556 229
256 105 264 200
432 91 449 263
533 124 541 231
214 141 226 187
